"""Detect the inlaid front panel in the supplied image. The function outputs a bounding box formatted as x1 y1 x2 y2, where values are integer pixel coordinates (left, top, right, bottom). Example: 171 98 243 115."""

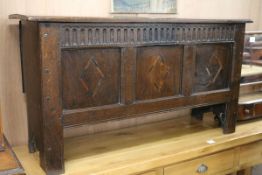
193 44 231 93
136 46 182 101
62 48 121 109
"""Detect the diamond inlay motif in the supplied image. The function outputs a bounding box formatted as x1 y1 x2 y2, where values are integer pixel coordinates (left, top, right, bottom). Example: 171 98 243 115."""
80 56 105 97
204 50 223 87
148 55 170 92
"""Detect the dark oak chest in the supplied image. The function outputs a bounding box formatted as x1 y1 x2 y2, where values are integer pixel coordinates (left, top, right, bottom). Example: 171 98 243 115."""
10 14 250 174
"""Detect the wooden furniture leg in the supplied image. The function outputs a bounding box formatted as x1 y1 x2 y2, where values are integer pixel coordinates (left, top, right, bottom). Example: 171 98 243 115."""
191 102 237 134
237 167 253 175
212 103 237 134
20 21 64 174
39 23 64 175
191 106 210 120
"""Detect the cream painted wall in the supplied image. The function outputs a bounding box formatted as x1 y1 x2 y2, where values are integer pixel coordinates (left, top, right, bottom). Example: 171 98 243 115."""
0 0 262 145
259 2 262 30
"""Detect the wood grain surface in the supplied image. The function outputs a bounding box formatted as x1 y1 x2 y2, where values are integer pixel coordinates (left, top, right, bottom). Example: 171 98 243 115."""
9 14 252 23
19 17 248 173
0 0 262 146
13 114 262 175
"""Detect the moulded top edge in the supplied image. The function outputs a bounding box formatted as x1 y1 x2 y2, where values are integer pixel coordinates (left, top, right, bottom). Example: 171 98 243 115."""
9 14 252 24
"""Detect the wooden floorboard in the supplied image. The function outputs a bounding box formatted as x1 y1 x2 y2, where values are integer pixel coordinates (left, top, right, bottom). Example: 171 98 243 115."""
0 137 24 175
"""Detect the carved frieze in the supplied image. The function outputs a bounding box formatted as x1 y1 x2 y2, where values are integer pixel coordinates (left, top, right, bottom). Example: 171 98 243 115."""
60 23 236 48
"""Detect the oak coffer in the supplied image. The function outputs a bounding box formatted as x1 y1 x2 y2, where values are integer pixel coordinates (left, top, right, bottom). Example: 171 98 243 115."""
10 14 250 174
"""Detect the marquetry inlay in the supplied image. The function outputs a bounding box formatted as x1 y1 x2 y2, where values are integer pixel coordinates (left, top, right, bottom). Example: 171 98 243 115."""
204 50 223 87
193 45 230 93
148 55 170 92
80 56 105 97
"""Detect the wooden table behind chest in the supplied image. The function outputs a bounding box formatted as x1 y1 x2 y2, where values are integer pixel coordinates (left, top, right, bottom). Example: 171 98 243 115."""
10 15 249 174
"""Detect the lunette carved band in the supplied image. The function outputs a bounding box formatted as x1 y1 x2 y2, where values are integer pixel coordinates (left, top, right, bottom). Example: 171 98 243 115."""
60 23 236 48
